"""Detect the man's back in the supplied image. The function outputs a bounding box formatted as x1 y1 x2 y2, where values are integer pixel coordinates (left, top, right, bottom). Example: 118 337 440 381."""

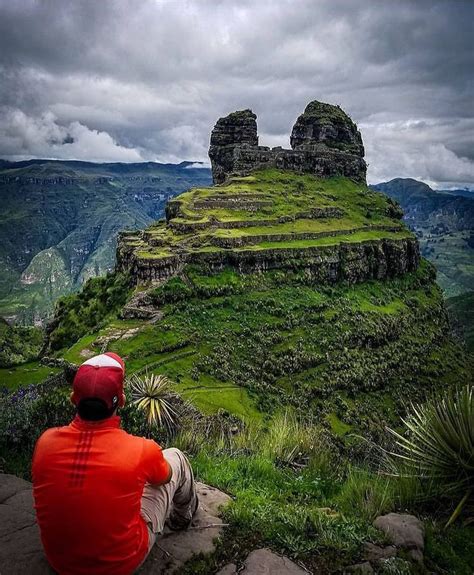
32 414 170 575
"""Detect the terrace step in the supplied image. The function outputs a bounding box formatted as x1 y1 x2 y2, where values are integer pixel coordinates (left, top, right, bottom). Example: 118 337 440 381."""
167 207 345 234
207 225 404 249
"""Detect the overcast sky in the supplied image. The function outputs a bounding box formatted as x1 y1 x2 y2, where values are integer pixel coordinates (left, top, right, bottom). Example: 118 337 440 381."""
0 0 472 188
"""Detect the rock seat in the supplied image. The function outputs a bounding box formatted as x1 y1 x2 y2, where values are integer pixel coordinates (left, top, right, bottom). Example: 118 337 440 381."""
0 474 231 575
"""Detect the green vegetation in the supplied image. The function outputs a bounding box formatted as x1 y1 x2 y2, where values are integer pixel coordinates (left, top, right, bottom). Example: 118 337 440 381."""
0 319 43 367
34 259 470 444
387 385 474 527
372 178 474 297
0 361 60 391
2 168 473 572
47 272 131 352
129 372 177 430
122 169 412 262
447 291 474 353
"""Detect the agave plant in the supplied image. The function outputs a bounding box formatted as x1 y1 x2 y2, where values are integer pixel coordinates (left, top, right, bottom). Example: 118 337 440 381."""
128 373 177 431
387 384 473 527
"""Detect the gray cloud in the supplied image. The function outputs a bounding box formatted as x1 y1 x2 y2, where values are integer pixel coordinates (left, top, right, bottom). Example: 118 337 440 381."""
0 0 472 186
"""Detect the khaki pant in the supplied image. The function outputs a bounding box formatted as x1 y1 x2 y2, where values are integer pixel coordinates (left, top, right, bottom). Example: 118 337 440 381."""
140 448 197 557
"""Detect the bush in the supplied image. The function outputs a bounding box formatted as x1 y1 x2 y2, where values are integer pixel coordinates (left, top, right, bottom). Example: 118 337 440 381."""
387 384 474 526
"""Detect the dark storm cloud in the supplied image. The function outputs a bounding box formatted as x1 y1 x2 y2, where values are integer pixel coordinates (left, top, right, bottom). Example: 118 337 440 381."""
0 0 473 187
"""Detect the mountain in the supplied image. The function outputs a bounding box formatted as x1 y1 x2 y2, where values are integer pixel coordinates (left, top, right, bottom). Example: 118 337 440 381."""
439 188 474 199
0 159 211 324
2 101 472 573
35 103 469 432
370 178 474 297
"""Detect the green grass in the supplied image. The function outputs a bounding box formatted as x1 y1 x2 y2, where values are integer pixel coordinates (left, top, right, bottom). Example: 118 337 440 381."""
327 413 352 436
0 361 60 390
121 169 415 263
447 291 474 352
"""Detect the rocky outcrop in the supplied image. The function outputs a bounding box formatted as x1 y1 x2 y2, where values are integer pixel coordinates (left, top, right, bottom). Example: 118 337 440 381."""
290 101 364 155
117 236 420 285
0 474 230 575
209 101 367 184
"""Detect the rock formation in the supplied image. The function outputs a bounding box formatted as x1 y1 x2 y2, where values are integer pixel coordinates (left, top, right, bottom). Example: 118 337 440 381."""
116 99 416 295
209 100 367 184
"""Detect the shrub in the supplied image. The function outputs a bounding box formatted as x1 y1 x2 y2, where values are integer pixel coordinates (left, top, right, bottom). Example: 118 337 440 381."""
387 384 473 526
128 373 178 431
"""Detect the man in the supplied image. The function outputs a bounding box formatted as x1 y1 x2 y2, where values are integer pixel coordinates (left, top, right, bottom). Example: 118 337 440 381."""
32 352 198 575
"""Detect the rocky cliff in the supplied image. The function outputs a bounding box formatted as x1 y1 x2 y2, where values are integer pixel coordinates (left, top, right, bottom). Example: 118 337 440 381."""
209 101 367 184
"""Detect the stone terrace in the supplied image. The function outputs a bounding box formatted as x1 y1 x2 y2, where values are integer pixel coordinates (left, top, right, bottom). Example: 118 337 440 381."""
116 170 418 284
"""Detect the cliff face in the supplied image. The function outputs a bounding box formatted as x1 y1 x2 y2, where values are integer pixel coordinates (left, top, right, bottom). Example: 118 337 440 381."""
117 233 419 285
209 101 367 184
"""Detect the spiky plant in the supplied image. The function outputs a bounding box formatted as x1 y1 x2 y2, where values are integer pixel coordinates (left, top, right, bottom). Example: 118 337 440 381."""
387 384 473 526
128 373 177 431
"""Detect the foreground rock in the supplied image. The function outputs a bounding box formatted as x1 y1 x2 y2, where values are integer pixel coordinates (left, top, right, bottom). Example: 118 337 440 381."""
138 483 231 574
373 513 425 564
0 474 230 575
217 548 308 574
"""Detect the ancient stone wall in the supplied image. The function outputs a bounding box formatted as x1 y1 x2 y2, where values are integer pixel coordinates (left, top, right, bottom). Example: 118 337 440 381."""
209 101 367 184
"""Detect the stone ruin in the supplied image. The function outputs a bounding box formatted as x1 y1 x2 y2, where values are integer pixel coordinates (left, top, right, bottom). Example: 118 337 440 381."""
209 100 367 184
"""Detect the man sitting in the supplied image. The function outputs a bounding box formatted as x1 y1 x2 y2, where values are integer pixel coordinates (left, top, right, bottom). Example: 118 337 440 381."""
32 352 198 575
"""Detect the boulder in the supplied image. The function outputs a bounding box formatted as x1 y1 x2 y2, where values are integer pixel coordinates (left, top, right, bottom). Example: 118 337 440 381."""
373 513 425 564
240 548 308 574
0 474 230 575
0 475 52 575
138 482 231 574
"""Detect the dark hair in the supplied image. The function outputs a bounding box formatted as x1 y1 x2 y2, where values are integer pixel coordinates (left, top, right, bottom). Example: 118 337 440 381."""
77 398 116 421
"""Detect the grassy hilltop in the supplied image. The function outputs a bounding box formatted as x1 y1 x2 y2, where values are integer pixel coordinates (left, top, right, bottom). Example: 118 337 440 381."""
34 169 469 436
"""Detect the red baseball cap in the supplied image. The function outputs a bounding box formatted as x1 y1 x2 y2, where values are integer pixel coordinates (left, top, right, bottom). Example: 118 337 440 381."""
72 352 125 410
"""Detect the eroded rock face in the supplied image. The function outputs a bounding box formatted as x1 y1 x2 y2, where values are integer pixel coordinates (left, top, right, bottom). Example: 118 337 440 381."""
290 100 364 155
209 100 367 184
117 236 420 286
209 110 259 184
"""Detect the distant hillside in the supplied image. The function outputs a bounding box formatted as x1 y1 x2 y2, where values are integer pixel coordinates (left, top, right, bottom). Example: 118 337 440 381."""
447 291 474 353
0 159 211 324
371 178 474 296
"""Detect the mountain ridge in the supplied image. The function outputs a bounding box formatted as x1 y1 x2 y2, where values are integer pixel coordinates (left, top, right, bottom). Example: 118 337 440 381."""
371 177 474 296
0 159 212 324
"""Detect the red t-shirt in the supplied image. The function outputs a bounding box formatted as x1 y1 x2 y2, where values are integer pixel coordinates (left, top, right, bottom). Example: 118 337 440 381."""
32 415 171 575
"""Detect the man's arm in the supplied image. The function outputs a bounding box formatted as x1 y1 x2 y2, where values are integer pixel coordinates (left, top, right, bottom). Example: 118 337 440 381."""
142 439 172 486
